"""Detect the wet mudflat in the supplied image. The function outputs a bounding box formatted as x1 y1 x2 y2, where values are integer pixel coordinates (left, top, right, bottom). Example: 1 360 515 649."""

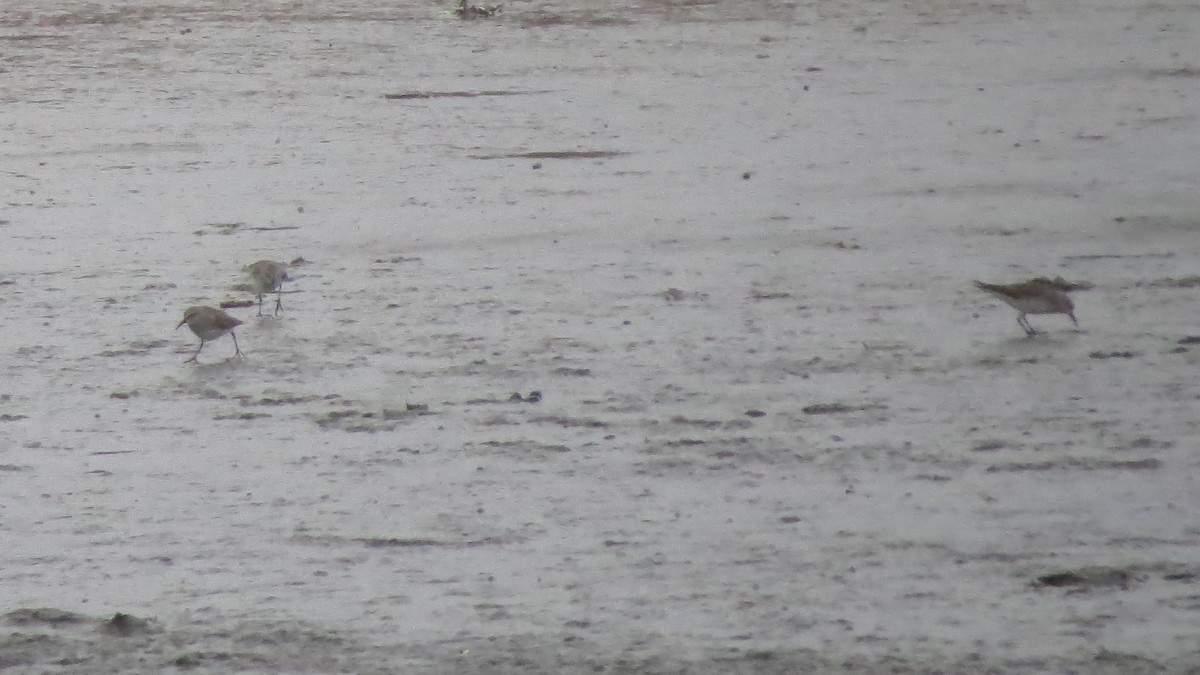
1 0 1199 672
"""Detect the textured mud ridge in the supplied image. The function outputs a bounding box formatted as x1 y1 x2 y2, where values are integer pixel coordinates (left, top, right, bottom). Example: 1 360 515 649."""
0 608 1175 675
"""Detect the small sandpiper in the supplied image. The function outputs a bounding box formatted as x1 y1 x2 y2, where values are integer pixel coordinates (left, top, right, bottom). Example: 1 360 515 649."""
177 306 244 362
244 260 290 317
454 0 501 18
974 279 1078 336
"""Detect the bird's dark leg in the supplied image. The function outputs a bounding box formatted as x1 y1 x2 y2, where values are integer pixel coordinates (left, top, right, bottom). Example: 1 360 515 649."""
257 294 264 317
1018 315 1037 336
231 332 244 359
274 289 283 316
186 339 205 363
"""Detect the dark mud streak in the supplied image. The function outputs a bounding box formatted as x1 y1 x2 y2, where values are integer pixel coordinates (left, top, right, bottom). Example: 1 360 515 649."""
470 150 629 160
383 90 550 99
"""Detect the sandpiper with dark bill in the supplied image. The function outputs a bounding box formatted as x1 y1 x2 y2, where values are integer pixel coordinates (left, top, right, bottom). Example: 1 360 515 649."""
177 306 244 362
974 279 1078 336
245 260 289 316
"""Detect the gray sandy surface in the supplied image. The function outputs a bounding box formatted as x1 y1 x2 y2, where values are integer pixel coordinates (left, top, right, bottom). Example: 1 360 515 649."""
2 0 1200 672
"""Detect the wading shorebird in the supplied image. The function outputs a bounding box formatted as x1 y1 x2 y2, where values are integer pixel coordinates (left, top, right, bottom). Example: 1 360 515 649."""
454 0 501 19
177 306 244 362
244 260 290 316
974 279 1078 336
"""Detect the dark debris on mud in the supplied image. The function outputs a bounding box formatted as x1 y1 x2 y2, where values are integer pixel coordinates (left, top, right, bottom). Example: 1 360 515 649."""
313 403 432 432
465 391 543 405
1035 567 1138 591
0 608 398 674
801 401 887 415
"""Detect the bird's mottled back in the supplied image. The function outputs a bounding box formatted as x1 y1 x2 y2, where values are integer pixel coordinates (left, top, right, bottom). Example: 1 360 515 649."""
974 279 1078 336
178 306 243 339
246 260 289 293
244 260 291 316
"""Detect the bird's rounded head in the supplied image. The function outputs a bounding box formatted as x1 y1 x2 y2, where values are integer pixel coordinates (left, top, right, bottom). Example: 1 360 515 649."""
177 306 201 328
